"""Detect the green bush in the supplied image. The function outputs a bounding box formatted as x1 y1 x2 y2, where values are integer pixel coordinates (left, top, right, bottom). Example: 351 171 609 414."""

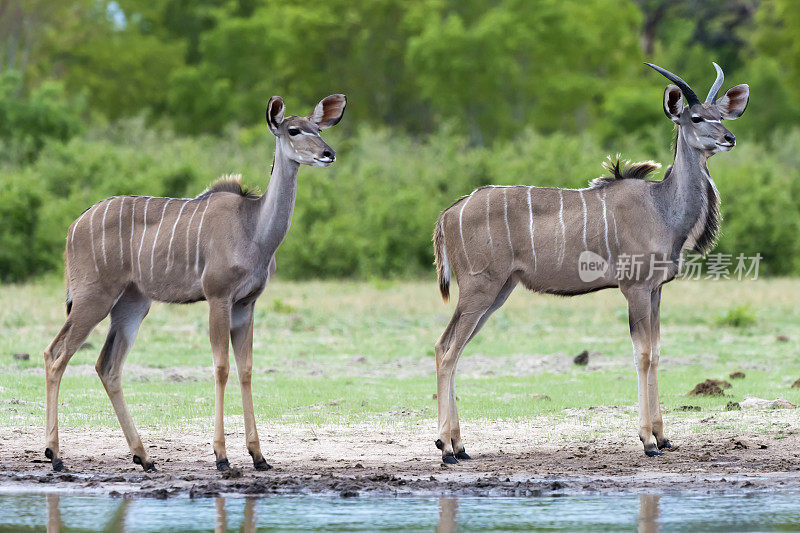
2 120 799 282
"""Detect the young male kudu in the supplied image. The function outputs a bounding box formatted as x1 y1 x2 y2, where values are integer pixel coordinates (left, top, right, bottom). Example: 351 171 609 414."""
43 94 346 472
432 63 749 463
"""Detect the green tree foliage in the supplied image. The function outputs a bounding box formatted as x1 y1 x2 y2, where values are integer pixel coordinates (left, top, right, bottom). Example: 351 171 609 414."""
2 0 800 281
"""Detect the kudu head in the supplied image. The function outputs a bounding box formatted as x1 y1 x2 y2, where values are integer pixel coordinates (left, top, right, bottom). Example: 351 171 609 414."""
266 94 347 167
645 62 749 154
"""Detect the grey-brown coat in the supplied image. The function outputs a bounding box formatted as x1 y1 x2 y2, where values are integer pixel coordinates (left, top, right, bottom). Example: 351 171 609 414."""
431 63 749 463
43 94 346 472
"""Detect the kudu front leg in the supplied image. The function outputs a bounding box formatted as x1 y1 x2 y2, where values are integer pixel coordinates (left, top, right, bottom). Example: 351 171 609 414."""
230 302 271 471
208 298 232 471
624 288 661 456
648 287 670 450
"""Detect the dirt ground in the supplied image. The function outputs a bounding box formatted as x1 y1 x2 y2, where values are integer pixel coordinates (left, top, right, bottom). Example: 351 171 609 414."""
3 415 800 498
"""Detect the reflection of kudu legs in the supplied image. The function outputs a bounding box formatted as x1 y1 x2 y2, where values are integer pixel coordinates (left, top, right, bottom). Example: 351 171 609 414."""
637 494 661 533
648 287 670 450
95 285 154 470
437 497 458 533
623 287 660 456
44 291 117 471
231 301 271 470
215 497 226 533
243 498 257 533
46 494 61 533
435 278 506 462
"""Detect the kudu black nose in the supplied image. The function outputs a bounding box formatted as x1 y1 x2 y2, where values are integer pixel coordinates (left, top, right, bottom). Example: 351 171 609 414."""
322 149 335 159
724 133 735 143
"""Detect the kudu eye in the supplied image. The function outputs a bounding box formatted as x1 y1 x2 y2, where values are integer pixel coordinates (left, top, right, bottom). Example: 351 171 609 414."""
691 115 704 123
288 127 300 136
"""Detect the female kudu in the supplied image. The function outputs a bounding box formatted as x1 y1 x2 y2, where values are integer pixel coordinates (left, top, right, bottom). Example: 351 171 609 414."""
432 63 749 463
43 94 346 472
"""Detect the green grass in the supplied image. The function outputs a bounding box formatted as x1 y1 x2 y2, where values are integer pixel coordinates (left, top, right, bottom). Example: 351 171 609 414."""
1 276 800 429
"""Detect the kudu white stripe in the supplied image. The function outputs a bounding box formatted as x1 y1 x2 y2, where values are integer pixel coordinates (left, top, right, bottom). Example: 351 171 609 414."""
118 197 125 266
101 200 111 266
557 190 566 268
194 198 211 274
149 200 172 281
526 187 536 269
129 197 136 272
88 205 100 273
184 200 202 270
578 190 588 250
165 200 189 271
598 190 611 260
136 198 151 278
502 188 514 262
458 193 473 272
485 189 493 247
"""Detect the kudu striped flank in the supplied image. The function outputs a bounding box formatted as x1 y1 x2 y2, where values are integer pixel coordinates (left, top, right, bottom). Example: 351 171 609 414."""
43 94 346 472
432 63 749 463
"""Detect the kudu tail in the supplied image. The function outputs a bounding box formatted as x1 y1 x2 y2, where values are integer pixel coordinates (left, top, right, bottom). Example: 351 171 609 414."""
433 214 451 302
64 251 73 316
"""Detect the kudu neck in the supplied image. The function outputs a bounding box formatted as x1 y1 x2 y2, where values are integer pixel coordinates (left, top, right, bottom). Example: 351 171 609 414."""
257 140 300 251
658 126 711 203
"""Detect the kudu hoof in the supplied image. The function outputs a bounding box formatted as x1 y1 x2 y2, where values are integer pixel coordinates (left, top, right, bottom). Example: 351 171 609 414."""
133 455 157 472
45 448 64 472
442 453 458 465
657 439 672 450
216 458 231 472
435 439 445 450
455 450 472 460
643 446 663 457
253 459 272 471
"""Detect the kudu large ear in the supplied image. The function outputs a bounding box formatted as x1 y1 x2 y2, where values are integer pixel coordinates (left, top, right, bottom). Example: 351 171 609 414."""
308 94 346 129
716 84 749 120
266 96 285 136
663 85 683 124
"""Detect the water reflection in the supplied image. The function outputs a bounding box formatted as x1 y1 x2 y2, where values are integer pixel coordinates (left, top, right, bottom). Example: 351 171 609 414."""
46 494 59 533
24 488 800 531
437 497 458 532
638 494 660 533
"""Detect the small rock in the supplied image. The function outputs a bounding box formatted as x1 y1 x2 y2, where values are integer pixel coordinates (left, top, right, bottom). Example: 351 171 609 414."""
12 353 29 361
729 371 746 380
740 397 796 410
340 490 358 498
725 401 741 411
777 335 790 342
791 379 800 389
677 405 702 412
354 463 364 469
431 393 437 399
573 350 589 366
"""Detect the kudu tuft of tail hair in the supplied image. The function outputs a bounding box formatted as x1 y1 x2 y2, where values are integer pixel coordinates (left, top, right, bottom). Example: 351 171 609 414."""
433 215 450 302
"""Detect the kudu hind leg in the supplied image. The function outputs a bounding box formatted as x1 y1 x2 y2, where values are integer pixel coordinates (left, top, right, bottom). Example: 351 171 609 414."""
231 301 271 470
435 284 501 463
648 287 670 450
449 277 518 460
95 287 154 471
624 288 660 456
44 293 117 470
